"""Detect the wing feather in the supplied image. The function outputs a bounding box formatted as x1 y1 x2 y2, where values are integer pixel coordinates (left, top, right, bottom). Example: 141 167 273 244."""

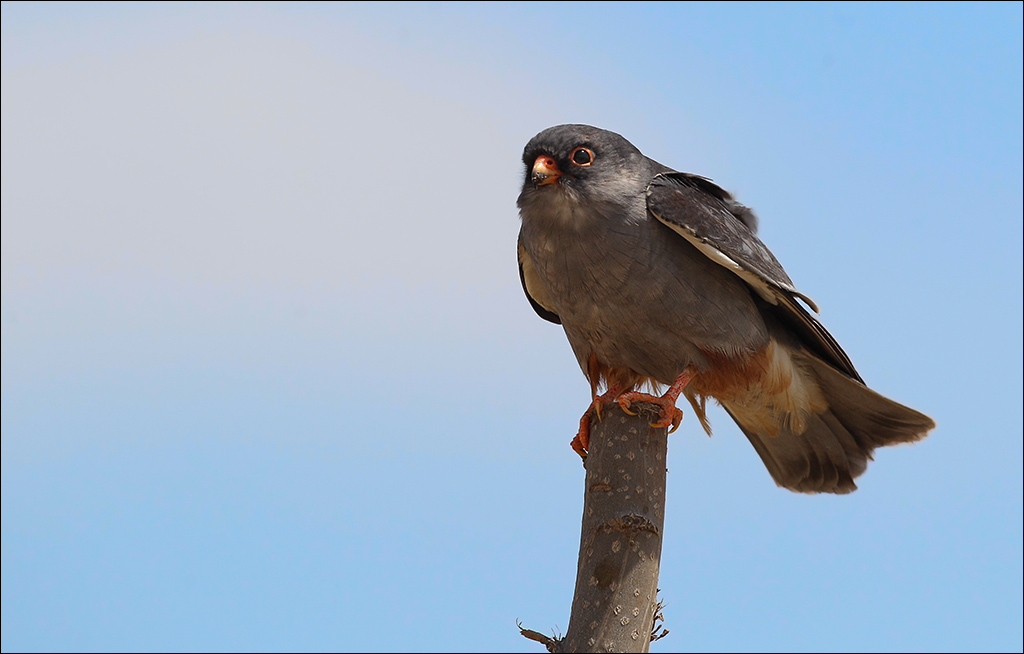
518 236 561 324
647 172 861 382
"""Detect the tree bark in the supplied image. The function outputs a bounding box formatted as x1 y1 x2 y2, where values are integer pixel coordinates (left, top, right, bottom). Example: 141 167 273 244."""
558 402 670 653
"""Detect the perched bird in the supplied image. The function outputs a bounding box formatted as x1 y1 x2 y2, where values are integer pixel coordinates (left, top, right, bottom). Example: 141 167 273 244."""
517 124 934 494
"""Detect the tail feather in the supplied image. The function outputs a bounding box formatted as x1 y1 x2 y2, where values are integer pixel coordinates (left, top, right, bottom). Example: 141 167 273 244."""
726 407 858 494
810 354 936 451
723 350 934 494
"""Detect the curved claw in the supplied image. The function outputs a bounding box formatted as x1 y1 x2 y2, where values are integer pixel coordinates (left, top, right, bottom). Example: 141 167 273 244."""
618 390 686 433
668 410 683 433
571 412 592 460
573 385 628 459
572 370 694 457
570 434 588 460
618 398 639 416
650 408 684 432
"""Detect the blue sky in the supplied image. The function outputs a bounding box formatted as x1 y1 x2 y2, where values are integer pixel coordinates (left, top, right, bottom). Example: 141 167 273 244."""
2 2 1021 651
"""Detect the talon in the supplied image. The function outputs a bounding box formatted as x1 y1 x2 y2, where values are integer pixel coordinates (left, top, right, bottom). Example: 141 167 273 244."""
571 372 695 457
592 383 622 421
570 434 588 460
669 410 683 433
573 384 627 458
615 367 696 433
618 398 638 415
654 408 684 432
572 411 593 460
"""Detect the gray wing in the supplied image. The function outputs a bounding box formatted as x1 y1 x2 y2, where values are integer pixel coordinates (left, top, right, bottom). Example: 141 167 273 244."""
518 234 561 325
646 172 862 382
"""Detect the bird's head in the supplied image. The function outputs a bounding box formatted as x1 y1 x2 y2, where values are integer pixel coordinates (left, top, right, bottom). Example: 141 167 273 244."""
516 124 659 225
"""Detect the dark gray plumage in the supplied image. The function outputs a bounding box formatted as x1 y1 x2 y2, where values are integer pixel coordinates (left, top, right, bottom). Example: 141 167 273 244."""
517 124 934 494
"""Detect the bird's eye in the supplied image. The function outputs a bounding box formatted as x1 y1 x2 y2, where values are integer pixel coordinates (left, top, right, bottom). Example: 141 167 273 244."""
570 147 594 167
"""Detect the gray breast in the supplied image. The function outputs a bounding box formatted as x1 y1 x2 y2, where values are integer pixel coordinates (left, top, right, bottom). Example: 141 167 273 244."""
519 197 769 384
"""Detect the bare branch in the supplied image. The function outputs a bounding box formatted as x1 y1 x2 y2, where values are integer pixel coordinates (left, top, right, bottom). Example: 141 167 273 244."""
560 403 669 653
520 402 671 653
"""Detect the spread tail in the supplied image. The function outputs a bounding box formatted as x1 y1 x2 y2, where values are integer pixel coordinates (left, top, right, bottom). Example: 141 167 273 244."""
723 350 935 494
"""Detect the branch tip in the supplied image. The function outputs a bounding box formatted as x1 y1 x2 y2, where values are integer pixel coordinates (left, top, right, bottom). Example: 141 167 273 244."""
517 619 560 652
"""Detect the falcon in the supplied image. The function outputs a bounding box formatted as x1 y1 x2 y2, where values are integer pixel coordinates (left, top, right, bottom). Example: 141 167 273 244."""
517 124 935 494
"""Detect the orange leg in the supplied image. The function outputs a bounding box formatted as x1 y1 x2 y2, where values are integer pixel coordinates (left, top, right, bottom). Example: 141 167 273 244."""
570 384 623 459
617 366 698 433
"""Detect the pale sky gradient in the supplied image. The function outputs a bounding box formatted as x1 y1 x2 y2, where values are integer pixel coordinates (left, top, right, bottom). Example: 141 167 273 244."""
2 2 1022 652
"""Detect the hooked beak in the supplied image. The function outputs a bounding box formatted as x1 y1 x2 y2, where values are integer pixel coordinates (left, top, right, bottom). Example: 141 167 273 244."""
531 155 563 187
